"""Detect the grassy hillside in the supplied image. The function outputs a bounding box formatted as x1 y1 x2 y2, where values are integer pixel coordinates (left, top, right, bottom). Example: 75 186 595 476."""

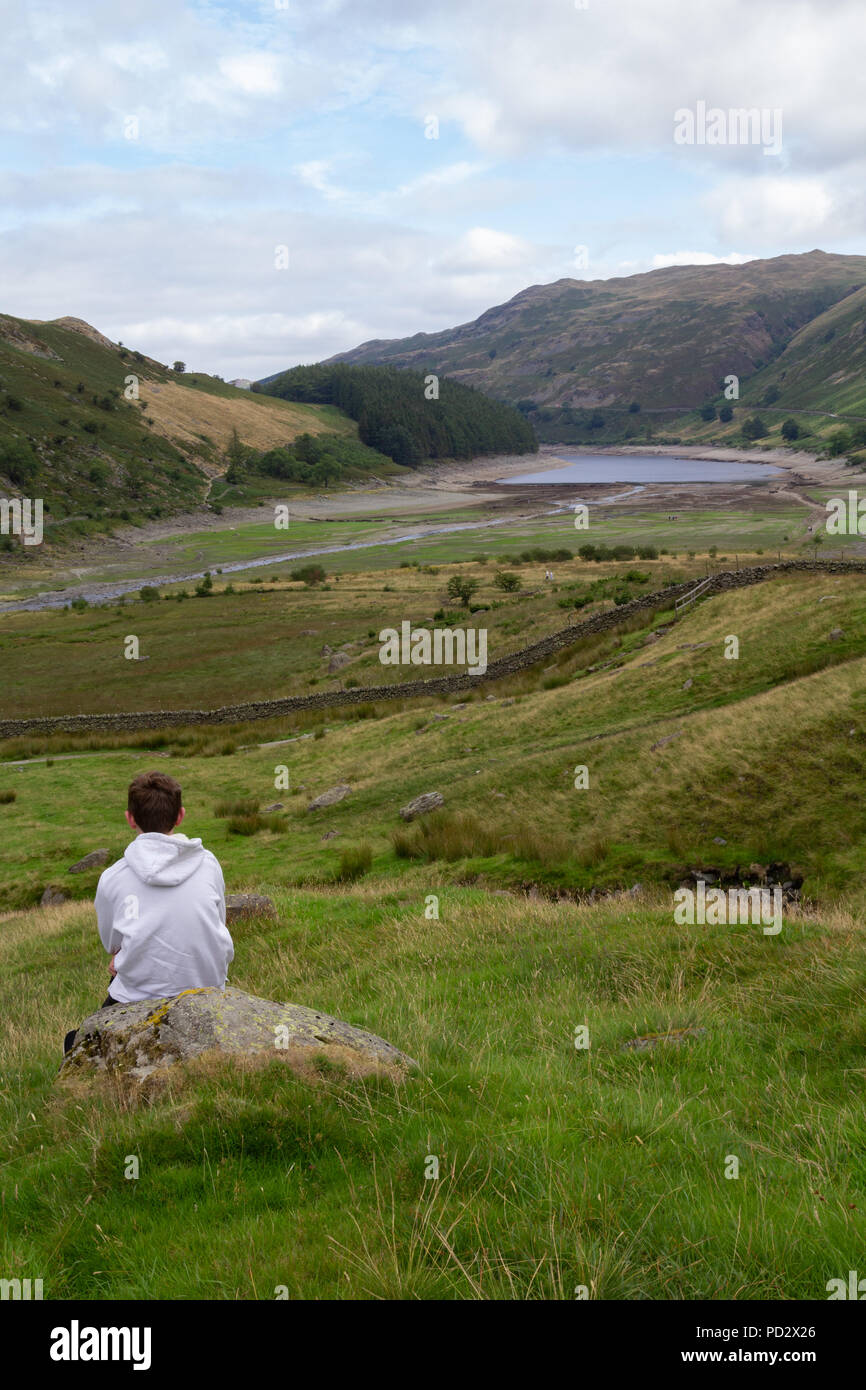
0 315 388 549
0 540 817 720
3 567 866 1298
328 251 866 434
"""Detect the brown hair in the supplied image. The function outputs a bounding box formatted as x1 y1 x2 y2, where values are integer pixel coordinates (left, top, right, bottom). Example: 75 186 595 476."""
128 771 183 833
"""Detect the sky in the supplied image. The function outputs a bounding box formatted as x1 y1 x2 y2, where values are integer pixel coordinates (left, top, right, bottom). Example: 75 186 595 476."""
1 0 864 381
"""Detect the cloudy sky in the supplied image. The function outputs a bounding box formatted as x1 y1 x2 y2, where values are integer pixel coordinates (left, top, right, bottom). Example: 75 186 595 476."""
1 0 863 380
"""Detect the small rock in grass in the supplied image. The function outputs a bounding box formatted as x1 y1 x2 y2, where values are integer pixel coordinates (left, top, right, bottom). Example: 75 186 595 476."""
307 784 351 811
225 893 276 923
400 791 444 821
622 1026 706 1052
68 849 110 874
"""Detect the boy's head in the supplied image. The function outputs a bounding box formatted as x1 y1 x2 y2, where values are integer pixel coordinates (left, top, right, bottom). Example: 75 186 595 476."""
126 771 185 835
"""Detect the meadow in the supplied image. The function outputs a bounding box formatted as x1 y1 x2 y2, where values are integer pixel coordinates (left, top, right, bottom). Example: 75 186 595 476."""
3 548 866 1299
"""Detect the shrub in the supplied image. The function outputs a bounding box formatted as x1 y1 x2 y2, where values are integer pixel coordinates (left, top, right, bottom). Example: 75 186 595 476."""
0 790 16 804
139 586 160 603
227 814 261 836
335 844 373 881
494 571 522 592
214 798 259 818
291 564 326 586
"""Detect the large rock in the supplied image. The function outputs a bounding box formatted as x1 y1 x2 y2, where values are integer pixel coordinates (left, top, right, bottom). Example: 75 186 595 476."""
68 849 110 874
41 886 67 906
60 986 417 1083
327 651 351 673
225 893 276 923
400 791 445 821
307 783 351 811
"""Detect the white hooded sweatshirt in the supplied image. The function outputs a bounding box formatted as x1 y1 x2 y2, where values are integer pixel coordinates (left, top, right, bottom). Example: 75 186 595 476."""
95 832 234 1004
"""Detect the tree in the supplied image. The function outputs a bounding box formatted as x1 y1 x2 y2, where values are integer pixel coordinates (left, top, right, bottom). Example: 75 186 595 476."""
447 575 478 607
628 401 641 413
742 415 767 441
173 361 186 373
0 440 38 486
194 572 213 597
781 418 800 441
494 571 522 592
827 428 853 458
761 384 780 405
719 404 734 423
290 564 326 586
699 403 716 421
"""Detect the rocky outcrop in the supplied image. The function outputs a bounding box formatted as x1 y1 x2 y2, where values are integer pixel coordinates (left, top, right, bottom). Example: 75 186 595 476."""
68 849 110 874
225 893 276 923
60 986 417 1083
400 791 445 821
307 784 351 811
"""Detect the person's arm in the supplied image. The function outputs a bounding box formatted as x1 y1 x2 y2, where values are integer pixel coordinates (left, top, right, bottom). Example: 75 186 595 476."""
215 860 234 969
95 873 122 956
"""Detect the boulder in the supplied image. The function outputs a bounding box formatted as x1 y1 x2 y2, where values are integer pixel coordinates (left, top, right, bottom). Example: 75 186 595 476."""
68 849 110 874
307 784 351 811
320 644 334 657
41 886 67 906
321 829 340 841
262 802 284 812
328 652 351 673
400 791 444 821
60 986 417 1084
225 893 276 923
828 628 845 642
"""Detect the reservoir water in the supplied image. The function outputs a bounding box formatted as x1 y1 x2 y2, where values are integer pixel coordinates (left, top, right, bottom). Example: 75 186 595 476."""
500 450 782 485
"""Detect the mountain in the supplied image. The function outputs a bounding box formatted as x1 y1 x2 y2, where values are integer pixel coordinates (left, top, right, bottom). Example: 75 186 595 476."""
327 250 866 441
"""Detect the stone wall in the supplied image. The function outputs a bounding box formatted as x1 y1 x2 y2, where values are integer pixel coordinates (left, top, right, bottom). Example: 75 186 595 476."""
2 560 863 740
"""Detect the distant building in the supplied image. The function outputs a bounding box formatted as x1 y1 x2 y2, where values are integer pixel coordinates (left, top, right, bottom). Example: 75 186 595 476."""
229 378 252 390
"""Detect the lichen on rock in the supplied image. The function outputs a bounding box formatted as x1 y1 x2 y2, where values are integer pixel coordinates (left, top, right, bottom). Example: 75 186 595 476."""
60 986 417 1086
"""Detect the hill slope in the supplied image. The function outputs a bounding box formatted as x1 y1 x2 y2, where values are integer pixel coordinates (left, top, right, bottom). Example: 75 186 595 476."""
3 568 866 1299
0 316 367 546
327 250 866 438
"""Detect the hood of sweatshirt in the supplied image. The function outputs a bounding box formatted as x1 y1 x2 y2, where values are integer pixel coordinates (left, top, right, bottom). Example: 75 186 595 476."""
123 832 206 887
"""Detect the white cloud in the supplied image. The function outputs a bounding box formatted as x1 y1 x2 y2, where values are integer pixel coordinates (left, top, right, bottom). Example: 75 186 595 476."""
651 251 754 269
704 176 837 245
435 227 534 274
218 54 281 97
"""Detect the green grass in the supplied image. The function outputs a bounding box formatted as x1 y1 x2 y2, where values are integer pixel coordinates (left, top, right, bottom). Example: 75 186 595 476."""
4 565 866 1298
2 884 865 1298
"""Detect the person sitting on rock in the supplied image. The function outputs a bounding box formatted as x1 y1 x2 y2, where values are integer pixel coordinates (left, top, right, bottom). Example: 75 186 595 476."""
63 770 234 1054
